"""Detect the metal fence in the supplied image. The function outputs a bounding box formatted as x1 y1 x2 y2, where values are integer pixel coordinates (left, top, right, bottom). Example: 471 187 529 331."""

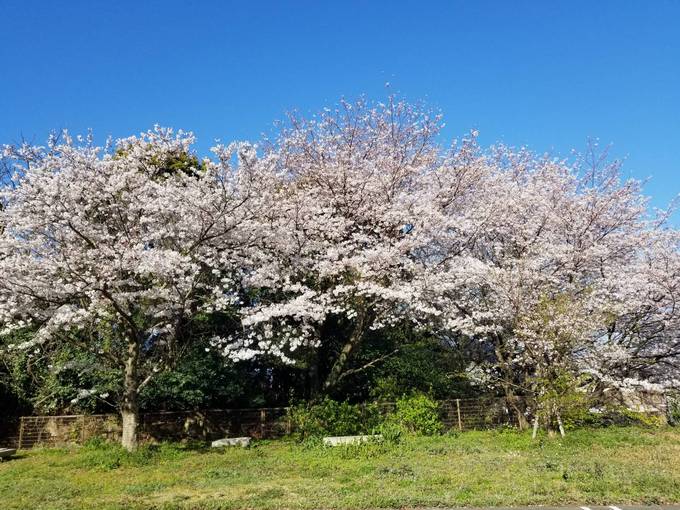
3 407 291 449
441 397 522 430
0 397 528 450
2 389 672 450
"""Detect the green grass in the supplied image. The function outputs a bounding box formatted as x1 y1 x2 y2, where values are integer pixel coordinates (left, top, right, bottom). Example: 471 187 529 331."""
1 427 680 509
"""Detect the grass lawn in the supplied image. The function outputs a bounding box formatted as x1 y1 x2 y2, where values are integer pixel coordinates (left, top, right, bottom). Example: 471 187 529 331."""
1 426 679 509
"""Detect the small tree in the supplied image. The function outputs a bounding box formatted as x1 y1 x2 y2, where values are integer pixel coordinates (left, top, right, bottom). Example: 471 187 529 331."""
515 294 594 437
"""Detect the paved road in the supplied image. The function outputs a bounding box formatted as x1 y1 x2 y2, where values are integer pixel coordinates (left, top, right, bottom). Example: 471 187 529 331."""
434 507 680 510
573 507 680 510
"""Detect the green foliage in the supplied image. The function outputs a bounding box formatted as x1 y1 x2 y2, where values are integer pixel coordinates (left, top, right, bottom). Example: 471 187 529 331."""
138 347 249 411
113 147 203 181
288 398 381 439
375 420 403 444
620 409 665 428
386 393 443 435
1 336 294 418
0 331 121 416
0 330 36 416
532 371 592 431
565 405 666 429
359 334 473 401
36 347 120 414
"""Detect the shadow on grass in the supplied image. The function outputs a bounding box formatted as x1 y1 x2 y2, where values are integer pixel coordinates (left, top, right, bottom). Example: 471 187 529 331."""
0 452 28 462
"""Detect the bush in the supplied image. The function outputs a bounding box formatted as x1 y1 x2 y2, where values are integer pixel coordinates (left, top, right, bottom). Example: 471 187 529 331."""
288 398 381 439
375 421 403 444
387 394 443 435
363 337 474 401
620 409 665 428
565 405 666 429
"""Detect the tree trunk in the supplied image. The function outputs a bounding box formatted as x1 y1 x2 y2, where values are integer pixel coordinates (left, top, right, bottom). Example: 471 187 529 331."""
306 350 321 400
506 391 530 430
555 406 565 437
323 307 368 392
121 339 140 451
531 414 540 439
494 344 530 430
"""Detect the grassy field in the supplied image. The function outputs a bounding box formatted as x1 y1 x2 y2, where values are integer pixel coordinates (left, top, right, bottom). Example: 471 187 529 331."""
1 426 679 509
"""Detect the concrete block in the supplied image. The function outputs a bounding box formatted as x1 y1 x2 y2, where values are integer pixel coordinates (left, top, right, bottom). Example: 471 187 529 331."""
322 435 382 446
0 448 16 460
211 437 251 448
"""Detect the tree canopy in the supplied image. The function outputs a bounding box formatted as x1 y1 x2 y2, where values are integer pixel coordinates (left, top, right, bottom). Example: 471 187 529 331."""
1 99 678 448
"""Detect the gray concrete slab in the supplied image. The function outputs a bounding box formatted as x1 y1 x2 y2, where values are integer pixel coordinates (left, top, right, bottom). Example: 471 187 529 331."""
210 437 251 447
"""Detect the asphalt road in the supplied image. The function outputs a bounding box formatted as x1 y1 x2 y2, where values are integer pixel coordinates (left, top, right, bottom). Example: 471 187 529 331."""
432 507 680 510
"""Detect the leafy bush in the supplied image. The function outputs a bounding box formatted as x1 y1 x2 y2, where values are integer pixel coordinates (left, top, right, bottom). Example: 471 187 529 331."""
565 405 666 429
386 394 443 435
620 409 665 428
375 421 403 444
530 372 592 432
288 398 381 439
363 337 474 401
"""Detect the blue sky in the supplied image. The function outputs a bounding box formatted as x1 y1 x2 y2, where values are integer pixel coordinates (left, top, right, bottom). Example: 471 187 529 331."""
1 0 678 217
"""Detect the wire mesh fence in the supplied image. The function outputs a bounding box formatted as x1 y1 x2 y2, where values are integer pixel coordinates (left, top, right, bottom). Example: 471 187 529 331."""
5 407 292 449
2 397 525 449
1 394 668 449
441 397 523 430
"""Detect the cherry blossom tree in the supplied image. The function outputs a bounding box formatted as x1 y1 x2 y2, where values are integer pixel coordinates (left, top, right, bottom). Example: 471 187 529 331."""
0 127 271 449
212 98 445 394
426 140 680 427
585 228 680 390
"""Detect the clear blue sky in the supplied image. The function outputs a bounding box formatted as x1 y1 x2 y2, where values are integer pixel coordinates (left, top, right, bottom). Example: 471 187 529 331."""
1 0 678 217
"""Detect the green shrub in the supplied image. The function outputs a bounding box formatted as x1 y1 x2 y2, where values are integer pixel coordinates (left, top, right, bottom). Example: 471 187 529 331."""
564 405 666 429
375 421 403 444
387 393 443 435
364 337 474 401
620 409 665 428
288 398 381 439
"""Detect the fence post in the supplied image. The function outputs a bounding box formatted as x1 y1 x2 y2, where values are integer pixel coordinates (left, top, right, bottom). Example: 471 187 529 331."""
286 408 292 435
456 399 462 431
18 416 25 450
260 409 266 438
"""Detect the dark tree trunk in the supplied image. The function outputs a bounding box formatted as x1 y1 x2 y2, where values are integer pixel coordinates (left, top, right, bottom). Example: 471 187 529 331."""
322 307 368 393
307 351 321 400
506 390 529 430
494 342 530 430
